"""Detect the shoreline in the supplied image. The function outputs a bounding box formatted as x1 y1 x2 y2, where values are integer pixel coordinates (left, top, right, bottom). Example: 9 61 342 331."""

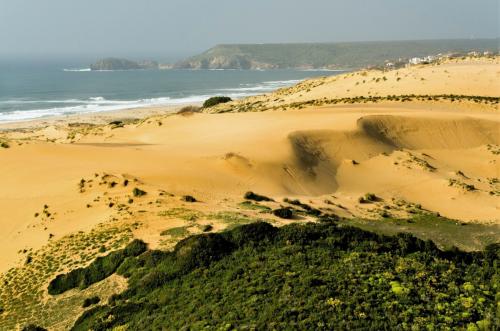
0 103 200 131
0 72 337 130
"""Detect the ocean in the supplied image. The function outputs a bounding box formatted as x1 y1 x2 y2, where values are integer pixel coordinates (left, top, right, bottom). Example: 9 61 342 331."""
0 60 344 123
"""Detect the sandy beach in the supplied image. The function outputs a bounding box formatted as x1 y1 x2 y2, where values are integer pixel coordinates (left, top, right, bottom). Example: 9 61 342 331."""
0 104 191 131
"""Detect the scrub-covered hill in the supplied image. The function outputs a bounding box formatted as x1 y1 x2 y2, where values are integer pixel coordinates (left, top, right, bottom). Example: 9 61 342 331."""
175 39 498 69
61 221 500 330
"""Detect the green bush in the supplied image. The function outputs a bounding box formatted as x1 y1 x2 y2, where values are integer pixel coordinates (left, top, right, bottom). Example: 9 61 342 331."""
272 207 294 219
202 96 232 108
359 193 378 203
132 188 147 197
201 224 213 232
223 221 277 247
124 239 148 256
22 325 47 331
82 296 100 308
244 191 273 202
283 198 322 216
22 324 47 331
238 201 272 212
174 234 235 272
48 239 147 295
160 226 189 237
181 195 197 202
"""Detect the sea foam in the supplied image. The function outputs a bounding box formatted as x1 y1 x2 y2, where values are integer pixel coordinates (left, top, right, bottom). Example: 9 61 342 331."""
63 68 91 72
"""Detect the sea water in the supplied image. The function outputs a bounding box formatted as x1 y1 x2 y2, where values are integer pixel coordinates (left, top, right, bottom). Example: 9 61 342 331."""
0 59 344 123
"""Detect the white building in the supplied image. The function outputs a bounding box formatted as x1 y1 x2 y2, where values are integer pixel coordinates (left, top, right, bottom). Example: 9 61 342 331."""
409 57 423 65
409 55 437 65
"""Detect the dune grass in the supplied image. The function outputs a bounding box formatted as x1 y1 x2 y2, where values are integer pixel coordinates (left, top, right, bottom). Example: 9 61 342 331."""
0 224 134 330
160 226 190 238
238 201 272 212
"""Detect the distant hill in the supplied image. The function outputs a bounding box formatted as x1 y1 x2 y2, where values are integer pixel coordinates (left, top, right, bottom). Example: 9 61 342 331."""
90 58 159 70
174 39 499 70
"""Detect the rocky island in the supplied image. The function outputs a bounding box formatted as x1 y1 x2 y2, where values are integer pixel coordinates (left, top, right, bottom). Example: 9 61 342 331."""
90 58 159 70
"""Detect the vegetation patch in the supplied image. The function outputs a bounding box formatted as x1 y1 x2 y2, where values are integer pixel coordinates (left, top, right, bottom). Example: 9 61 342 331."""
21 325 47 331
208 211 259 227
109 120 124 129
213 94 500 113
272 207 294 219
200 224 213 232
203 96 232 108
157 208 204 221
283 198 322 216
160 226 190 238
244 191 274 202
358 193 379 203
132 188 147 197
340 214 500 251
0 223 133 330
82 296 100 308
448 179 476 191
238 201 272 212
64 221 498 330
47 239 147 295
181 195 197 202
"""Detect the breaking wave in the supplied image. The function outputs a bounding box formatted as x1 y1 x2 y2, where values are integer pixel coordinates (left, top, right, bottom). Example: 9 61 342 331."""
0 74 338 123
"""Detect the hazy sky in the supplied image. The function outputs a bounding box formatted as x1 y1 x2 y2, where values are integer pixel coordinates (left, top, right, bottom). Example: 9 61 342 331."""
0 0 498 60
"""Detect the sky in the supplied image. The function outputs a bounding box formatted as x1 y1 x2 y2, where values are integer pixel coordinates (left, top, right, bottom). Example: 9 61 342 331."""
0 0 498 60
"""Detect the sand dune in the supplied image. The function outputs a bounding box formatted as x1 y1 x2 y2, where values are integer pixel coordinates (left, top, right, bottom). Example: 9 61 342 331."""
0 57 498 277
358 115 499 149
208 56 500 113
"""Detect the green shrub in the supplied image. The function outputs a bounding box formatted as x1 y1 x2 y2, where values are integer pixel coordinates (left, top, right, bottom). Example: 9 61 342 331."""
223 221 277 247
181 195 197 202
174 234 235 272
238 201 272 212
160 226 190 237
244 191 273 202
359 193 378 203
283 198 322 216
272 207 294 219
22 325 47 331
48 239 146 295
132 188 147 197
201 224 213 232
203 96 232 108
108 120 124 129
82 296 100 308
124 239 148 256
0 141 9 148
